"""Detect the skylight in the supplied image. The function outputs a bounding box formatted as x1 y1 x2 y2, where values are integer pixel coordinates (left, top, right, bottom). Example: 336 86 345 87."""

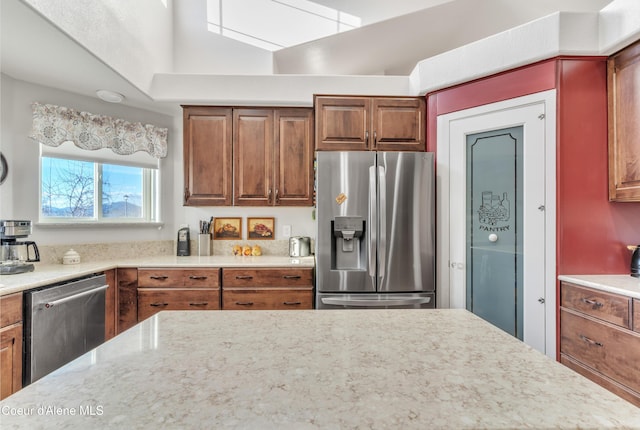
206 0 361 51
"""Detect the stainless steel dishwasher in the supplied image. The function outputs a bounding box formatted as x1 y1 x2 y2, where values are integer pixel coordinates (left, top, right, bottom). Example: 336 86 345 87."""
23 273 108 385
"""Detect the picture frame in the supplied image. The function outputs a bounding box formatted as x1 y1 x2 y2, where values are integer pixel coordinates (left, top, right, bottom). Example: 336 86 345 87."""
247 217 275 240
213 217 242 240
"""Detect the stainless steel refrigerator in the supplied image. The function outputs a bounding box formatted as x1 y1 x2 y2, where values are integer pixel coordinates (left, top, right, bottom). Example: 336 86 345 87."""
315 151 435 309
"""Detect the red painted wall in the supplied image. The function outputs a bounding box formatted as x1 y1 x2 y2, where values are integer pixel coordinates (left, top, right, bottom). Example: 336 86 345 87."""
426 57 640 277
556 59 640 274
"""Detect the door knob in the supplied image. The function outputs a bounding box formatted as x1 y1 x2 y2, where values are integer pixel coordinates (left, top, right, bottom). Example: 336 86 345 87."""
488 234 498 242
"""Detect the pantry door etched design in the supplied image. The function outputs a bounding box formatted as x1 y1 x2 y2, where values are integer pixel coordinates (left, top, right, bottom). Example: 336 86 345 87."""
437 90 556 357
466 127 523 339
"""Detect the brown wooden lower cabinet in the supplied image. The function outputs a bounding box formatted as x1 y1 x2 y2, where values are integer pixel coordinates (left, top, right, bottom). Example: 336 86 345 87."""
137 268 221 321
131 266 313 319
560 281 640 407
222 267 314 310
0 293 22 400
117 268 139 335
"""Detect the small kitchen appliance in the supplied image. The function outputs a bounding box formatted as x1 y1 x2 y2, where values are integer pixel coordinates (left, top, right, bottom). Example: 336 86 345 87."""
289 236 311 257
177 226 190 256
631 245 640 278
0 220 40 274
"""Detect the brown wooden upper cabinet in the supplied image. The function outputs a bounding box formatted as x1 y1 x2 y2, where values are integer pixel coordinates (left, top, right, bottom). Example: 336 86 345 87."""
183 106 314 207
234 108 314 206
183 106 233 206
314 95 426 151
608 39 640 202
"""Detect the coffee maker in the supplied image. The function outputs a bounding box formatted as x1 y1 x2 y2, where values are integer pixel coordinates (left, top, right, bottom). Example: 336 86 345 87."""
0 220 40 274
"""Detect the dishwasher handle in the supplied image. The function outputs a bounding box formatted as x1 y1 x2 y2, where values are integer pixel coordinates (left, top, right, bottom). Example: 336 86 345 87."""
43 284 109 308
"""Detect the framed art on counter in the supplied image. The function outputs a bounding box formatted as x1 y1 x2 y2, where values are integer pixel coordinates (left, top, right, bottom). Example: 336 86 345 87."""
213 217 242 240
247 217 274 240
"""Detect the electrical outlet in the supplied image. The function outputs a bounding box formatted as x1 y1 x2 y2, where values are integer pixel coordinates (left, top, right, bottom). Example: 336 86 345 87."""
283 224 292 237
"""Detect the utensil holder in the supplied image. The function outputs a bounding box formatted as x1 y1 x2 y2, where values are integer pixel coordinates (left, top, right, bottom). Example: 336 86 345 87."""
198 234 211 256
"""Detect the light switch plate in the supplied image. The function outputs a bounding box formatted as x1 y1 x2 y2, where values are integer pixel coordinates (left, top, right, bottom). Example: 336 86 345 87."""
283 224 292 237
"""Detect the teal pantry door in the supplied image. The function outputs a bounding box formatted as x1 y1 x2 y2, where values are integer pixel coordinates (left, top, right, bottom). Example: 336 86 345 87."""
466 127 523 339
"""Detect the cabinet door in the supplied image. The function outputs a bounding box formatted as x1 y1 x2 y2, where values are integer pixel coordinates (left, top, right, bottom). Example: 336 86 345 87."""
372 97 425 151
315 96 370 151
275 109 314 206
117 268 138 334
183 106 233 206
234 109 274 205
0 323 22 400
608 40 640 201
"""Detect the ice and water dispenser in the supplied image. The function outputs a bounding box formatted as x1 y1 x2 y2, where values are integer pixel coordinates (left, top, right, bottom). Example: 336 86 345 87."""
331 216 364 270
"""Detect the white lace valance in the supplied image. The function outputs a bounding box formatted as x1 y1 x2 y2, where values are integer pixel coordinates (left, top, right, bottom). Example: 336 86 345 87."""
29 102 168 159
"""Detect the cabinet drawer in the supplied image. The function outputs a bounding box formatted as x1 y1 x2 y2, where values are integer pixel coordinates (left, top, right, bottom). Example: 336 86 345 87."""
561 354 640 408
137 288 220 320
634 299 640 333
222 289 313 310
0 293 22 327
183 269 220 288
561 282 631 328
138 269 184 287
223 268 313 287
560 308 640 393
138 269 220 288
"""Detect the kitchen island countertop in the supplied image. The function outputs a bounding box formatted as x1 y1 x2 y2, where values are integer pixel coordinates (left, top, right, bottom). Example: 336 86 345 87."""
0 255 315 296
0 309 638 429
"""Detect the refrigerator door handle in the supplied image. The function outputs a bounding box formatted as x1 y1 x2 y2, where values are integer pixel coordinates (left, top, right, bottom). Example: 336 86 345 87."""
321 297 431 307
378 166 387 282
368 165 377 278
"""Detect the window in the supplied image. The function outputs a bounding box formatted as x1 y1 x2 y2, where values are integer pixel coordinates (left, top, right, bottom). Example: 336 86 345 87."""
206 0 361 51
39 142 159 224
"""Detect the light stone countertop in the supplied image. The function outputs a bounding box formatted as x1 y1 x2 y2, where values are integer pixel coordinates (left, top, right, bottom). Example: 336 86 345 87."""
558 274 640 299
0 309 638 429
0 255 315 296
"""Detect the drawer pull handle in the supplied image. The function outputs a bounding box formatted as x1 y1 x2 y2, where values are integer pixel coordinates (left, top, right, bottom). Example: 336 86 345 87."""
579 334 603 347
189 302 209 306
580 298 603 308
189 276 208 280
150 275 169 280
236 276 253 280
150 302 169 307
283 275 301 279
283 301 301 305
235 301 254 306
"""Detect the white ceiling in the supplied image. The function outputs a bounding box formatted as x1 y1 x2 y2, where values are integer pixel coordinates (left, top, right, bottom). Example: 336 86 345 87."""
274 0 613 75
0 0 614 114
